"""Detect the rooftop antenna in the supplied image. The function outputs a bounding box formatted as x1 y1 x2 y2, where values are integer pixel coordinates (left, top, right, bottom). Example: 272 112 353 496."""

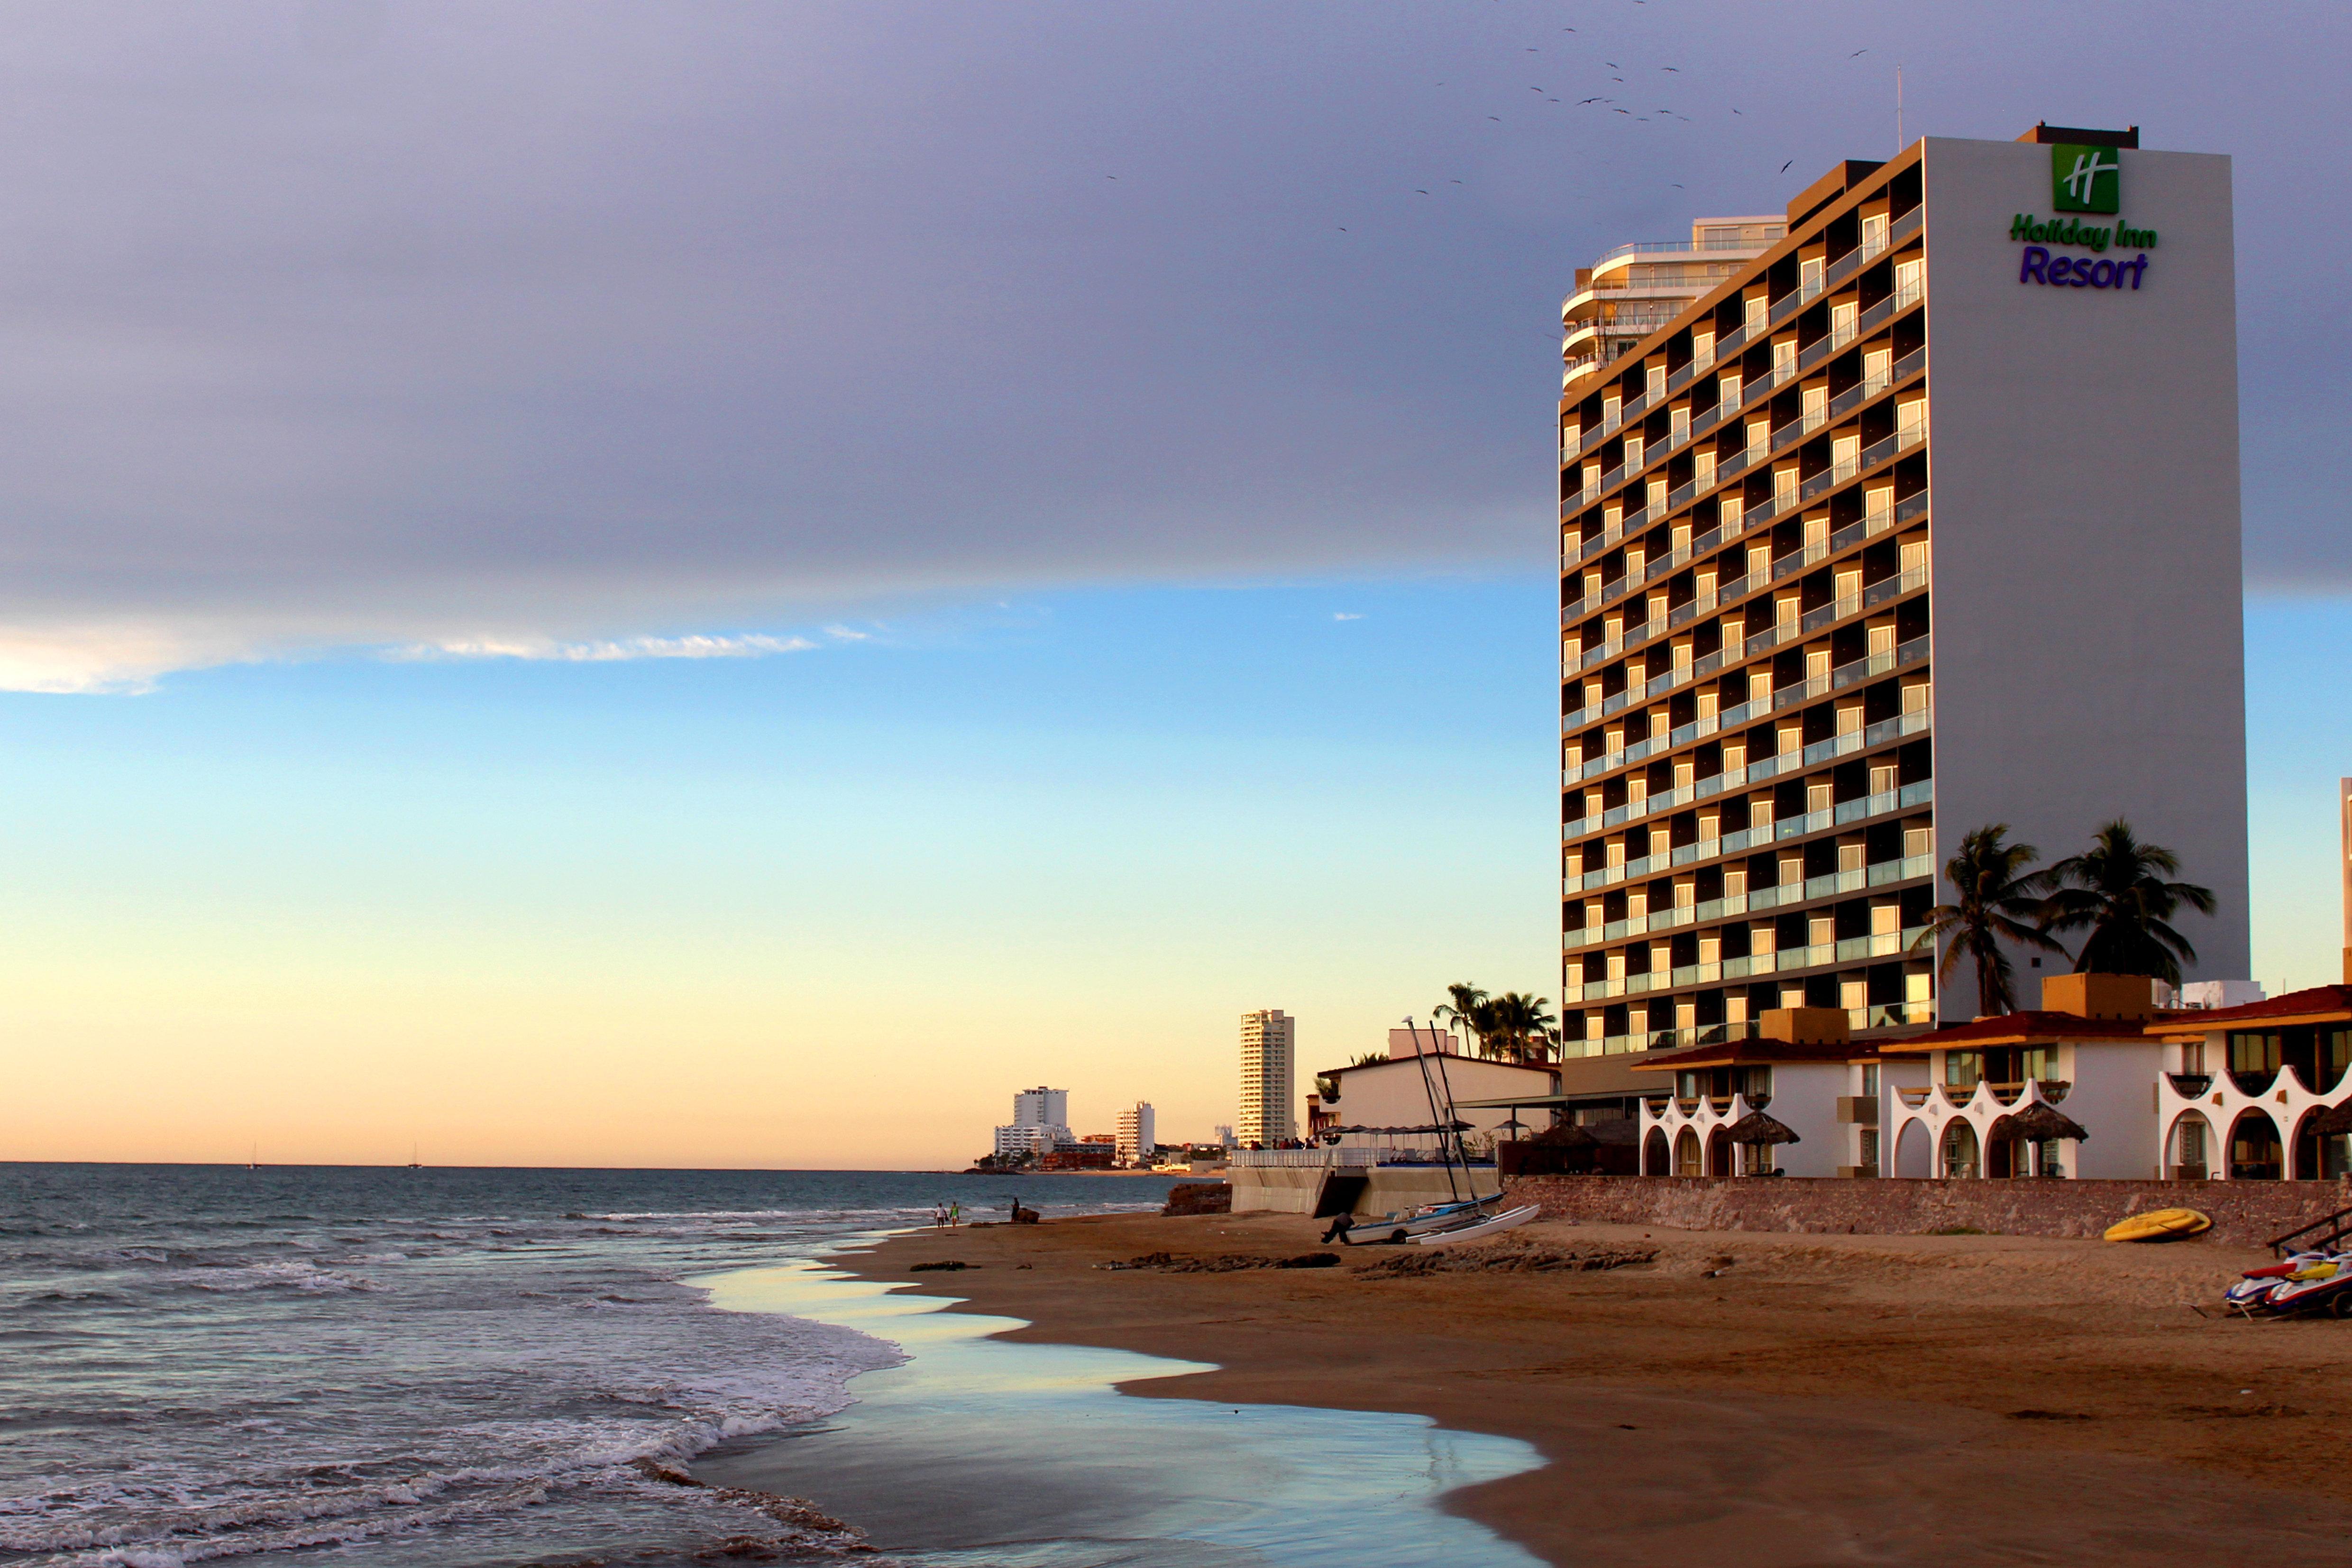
1895 64 1904 154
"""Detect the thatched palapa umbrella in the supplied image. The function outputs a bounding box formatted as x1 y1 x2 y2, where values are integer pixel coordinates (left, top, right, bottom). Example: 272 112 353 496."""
2004 1102 2090 1142
1725 1110 1801 1146
1530 1121 1598 1148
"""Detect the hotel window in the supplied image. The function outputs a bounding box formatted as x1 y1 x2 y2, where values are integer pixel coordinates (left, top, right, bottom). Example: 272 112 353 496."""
1717 372 1741 413
1858 1128 1880 1168
1944 1050 1983 1088
1861 1064 1880 1096
1800 256 1824 298
1894 257 1923 305
1647 365 1667 401
2022 1045 2060 1082
2228 1031 2283 1075
1861 211 1889 257
1744 295 1767 335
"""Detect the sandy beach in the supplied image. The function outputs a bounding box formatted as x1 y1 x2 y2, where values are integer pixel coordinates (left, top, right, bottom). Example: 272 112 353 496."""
827 1210 2352 1566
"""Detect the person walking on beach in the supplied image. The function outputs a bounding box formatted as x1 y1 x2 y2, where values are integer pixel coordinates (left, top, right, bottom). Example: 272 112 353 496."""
948 1201 961 1227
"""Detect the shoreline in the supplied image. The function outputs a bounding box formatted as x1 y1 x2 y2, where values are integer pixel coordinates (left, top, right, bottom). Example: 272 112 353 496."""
825 1210 2352 1565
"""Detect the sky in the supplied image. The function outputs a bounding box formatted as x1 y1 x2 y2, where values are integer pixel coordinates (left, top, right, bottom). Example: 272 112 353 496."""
2 1 2347 1167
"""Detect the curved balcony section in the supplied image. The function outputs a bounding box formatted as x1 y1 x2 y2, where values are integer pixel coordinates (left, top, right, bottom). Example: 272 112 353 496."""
2165 1072 2214 1099
2228 1068 2279 1096
2289 1060 2350 1097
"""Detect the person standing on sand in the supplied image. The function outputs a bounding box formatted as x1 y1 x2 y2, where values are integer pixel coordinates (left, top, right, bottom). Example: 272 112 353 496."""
949 1201 961 1227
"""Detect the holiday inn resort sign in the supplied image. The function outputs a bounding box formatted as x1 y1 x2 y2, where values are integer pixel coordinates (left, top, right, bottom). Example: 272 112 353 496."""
2007 142 2159 291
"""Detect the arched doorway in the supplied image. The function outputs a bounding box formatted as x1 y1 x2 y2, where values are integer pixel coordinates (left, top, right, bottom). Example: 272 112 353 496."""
2165 1112 2214 1180
1673 1127 1702 1176
1940 1118 1981 1179
1706 1126 1733 1178
2295 1109 2352 1181
1985 1118 2019 1179
2227 1109 2283 1181
1644 1127 1670 1176
1894 1119 1932 1178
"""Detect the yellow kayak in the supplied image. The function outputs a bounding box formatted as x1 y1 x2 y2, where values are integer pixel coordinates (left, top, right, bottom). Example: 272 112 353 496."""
2104 1208 2212 1243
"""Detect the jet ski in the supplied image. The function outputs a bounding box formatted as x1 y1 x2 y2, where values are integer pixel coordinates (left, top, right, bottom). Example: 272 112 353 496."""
2225 1252 2352 1316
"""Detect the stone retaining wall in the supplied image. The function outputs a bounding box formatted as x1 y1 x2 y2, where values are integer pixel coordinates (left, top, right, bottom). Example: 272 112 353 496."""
1506 1174 2352 1249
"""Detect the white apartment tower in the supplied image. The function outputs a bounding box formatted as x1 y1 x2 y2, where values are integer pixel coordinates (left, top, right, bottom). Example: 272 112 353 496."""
1555 126 2248 1089
1237 1009 1295 1146
992 1085 1075 1159
1115 1102 1156 1166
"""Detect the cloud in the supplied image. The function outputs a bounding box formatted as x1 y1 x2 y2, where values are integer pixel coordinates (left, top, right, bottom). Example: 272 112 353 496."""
394 633 817 664
0 3 2336 692
1332 612 1364 621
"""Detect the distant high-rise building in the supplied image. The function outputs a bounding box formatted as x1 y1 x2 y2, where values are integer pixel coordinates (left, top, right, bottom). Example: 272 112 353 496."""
1116 1102 1156 1165
1012 1087 1068 1129
993 1085 1075 1159
1238 1010 1295 1145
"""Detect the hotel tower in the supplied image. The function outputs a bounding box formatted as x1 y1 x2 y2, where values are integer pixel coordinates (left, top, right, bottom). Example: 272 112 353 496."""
1553 126 2249 1100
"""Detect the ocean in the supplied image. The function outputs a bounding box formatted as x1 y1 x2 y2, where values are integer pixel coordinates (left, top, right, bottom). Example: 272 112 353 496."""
0 1163 1179 1568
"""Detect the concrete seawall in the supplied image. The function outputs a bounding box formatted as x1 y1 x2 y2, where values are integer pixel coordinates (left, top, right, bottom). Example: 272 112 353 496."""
1229 1165 1496 1216
1507 1174 2352 1250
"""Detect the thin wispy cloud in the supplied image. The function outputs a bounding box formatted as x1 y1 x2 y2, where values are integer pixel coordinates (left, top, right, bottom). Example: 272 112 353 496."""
1332 612 1364 621
396 633 817 665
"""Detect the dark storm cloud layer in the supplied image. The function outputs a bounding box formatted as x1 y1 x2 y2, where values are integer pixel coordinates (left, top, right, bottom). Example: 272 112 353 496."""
0 1 2341 685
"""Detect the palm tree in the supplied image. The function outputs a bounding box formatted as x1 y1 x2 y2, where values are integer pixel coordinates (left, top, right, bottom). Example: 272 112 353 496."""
2036 819 2216 986
1908 824 2068 1018
1483 993 1561 1064
1433 983 1489 1055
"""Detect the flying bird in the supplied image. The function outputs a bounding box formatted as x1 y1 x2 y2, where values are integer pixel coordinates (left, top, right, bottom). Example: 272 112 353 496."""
1850 48 1868 56
1488 115 1501 121
1416 189 1429 194
1579 96 1603 104
1663 66 1679 72
1781 160 1794 172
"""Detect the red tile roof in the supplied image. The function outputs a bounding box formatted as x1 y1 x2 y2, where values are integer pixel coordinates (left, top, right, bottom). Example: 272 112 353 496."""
2145 985 2352 1037
1876 1010 2162 1055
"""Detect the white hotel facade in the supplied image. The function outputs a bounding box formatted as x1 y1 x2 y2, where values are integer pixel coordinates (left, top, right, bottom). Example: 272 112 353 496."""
1552 125 2249 1105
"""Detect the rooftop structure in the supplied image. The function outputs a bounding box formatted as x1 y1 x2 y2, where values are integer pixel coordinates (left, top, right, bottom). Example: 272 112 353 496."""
1555 127 2248 1103
1563 216 1785 391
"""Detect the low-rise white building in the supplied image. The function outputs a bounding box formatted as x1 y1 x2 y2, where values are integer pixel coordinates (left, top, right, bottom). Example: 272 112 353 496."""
1315 1028 1557 1153
1876 975 2163 1180
2150 985 2352 1181
1635 1009 1859 1177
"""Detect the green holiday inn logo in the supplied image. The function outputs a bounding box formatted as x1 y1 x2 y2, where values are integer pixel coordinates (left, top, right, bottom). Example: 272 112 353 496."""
2051 144 2121 214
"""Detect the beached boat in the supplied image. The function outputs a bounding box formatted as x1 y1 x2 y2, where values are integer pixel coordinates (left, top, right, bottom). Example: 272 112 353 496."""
1336 1193 1500 1246
2101 1207 2210 1243
1411 1202 1539 1246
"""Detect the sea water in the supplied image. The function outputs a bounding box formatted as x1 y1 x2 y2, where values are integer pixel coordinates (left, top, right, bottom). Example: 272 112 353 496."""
0 1165 1167 1567
1 1165 1542 1568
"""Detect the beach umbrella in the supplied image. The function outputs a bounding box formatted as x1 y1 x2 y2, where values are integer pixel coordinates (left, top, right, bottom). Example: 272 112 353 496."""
1724 1110 1801 1146
2005 1102 2090 1142
2309 1098 2352 1137
1530 1121 1598 1147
